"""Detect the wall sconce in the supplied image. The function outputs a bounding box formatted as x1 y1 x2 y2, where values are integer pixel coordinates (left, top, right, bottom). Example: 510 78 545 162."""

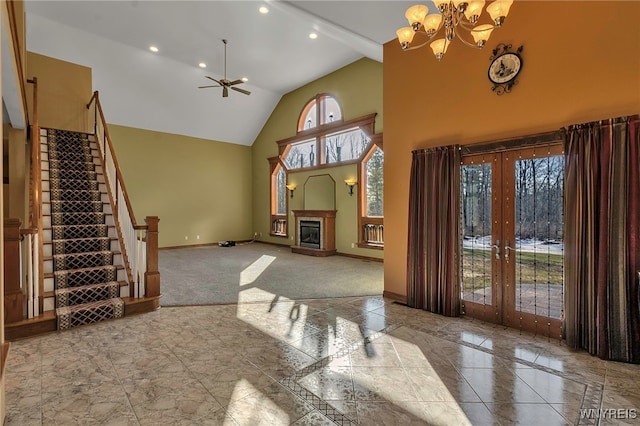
344 179 357 196
286 183 296 198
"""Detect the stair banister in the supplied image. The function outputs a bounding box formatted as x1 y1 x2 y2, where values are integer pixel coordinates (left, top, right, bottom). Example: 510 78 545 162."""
86 91 159 299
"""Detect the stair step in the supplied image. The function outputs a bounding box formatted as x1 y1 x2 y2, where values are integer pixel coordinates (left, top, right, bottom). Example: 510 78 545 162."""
46 189 104 202
46 237 116 254
49 224 111 239
46 200 107 213
56 298 124 330
46 151 96 163
46 169 100 181
46 264 124 288
46 212 109 226
46 159 96 172
45 250 119 271
55 281 125 308
48 178 100 191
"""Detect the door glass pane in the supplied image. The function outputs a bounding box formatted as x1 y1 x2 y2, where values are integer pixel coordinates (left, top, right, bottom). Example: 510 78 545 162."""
513 155 564 319
461 162 493 305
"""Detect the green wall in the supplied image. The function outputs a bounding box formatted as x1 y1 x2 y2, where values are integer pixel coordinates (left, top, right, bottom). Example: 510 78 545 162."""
251 58 383 259
109 124 253 248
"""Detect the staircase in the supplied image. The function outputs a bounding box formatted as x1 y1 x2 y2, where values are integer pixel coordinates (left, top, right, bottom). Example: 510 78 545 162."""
42 128 127 330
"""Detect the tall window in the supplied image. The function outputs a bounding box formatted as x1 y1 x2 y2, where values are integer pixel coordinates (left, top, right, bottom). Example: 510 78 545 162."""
359 139 384 248
269 158 288 236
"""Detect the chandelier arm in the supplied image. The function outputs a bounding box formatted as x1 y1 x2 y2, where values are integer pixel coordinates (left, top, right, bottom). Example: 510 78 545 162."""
454 29 483 49
404 29 440 51
457 20 496 31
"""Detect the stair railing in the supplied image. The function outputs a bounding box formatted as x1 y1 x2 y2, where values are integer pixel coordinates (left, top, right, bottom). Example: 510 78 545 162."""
86 92 160 299
18 77 42 320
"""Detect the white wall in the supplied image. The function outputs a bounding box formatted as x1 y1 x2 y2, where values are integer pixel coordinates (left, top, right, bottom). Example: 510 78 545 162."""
25 14 281 146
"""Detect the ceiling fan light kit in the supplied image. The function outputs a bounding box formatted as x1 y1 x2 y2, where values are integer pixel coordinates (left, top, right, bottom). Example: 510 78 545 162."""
198 39 251 98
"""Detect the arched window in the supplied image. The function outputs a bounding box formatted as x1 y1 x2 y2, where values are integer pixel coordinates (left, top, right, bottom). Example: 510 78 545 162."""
297 94 343 132
281 94 375 171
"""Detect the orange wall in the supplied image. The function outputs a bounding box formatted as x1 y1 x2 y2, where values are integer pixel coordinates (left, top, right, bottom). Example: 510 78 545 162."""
383 1 640 297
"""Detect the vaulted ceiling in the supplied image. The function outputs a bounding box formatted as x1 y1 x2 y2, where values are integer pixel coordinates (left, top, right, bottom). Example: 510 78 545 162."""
24 1 417 146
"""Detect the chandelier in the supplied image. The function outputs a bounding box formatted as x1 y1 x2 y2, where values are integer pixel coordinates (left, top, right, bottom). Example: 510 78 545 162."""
396 0 513 60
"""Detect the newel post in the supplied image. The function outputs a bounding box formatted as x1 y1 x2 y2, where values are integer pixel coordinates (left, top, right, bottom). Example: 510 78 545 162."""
4 218 24 323
144 216 160 297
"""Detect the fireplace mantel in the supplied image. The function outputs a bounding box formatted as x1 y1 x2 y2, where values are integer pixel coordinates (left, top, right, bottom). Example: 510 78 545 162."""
291 210 336 256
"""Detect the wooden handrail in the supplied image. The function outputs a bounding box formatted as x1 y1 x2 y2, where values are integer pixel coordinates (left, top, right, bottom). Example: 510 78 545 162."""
26 77 44 313
7 1 28 125
87 91 140 227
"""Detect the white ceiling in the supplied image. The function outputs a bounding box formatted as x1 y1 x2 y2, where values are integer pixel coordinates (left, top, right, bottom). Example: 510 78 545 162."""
23 1 417 146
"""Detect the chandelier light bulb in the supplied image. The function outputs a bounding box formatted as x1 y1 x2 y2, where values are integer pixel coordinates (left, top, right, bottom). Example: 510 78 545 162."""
405 4 428 31
464 0 486 23
486 0 513 26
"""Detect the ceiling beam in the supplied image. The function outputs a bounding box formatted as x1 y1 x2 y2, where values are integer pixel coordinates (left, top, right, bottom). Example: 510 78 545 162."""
267 0 383 63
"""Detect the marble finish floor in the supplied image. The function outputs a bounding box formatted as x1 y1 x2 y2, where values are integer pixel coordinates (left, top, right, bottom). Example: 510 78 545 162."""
5 296 640 425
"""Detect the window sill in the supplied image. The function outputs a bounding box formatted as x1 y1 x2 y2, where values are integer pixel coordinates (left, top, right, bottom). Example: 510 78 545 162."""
270 232 288 238
357 242 384 250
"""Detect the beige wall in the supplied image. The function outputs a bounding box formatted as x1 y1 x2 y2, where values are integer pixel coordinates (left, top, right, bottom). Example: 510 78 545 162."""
109 124 253 248
26 52 91 133
251 58 383 259
383 1 640 297
3 126 27 222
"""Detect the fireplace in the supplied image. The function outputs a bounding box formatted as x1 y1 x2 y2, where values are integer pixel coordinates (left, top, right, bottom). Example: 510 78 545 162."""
300 220 320 249
291 210 337 256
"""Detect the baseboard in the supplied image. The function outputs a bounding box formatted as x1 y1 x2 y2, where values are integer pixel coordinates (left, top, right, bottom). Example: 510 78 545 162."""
160 239 254 250
254 240 292 248
383 290 407 304
336 252 383 263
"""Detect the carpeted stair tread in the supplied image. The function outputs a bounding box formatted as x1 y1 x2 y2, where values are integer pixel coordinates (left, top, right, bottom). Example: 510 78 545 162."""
48 178 100 191
46 169 101 182
46 200 107 213
45 264 124 279
47 212 109 226
50 224 111 239
46 237 116 255
56 298 124 330
47 250 120 271
55 281 122 308
47 189 103 202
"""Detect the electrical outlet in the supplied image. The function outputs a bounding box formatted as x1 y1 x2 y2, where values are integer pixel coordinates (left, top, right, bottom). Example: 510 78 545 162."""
185 236 188 240
196 235 200 240
351 243 355 248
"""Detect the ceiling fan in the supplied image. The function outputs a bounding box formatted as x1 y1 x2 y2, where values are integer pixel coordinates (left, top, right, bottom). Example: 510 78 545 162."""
199 39 251 98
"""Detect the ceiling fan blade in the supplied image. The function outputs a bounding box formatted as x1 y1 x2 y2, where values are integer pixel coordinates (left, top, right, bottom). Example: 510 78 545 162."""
205 76 222 85
231 87 251 96
198 85 221 89
223 86 229 97
228 79 244 86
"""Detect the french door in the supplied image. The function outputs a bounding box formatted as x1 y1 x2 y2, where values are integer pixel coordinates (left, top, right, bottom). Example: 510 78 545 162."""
460 145 564 337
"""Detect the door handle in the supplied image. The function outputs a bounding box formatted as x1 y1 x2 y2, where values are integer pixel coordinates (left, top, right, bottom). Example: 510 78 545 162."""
492 240 500 260
505 240 515 261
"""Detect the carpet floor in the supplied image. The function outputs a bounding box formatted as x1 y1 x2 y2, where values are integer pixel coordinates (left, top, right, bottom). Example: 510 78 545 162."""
158 242 383 306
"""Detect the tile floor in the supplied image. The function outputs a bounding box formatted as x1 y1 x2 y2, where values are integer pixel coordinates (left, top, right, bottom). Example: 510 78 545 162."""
5 296 640 425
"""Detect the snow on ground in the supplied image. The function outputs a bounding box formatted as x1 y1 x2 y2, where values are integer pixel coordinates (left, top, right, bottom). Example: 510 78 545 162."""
462 236 564 255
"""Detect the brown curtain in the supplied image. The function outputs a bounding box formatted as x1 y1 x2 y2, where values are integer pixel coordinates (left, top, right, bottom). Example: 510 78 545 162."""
406 146 460 316
564 115 640 363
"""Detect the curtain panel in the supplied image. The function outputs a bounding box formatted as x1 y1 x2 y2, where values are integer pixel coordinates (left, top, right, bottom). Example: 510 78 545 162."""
406 145 461 316
564 115 640 363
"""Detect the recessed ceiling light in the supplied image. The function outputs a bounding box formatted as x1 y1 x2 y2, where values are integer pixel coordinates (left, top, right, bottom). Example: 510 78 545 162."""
198 62 207 68
241 77 249 82
309 33 318 40
259 6 269 14
149 46 159 52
